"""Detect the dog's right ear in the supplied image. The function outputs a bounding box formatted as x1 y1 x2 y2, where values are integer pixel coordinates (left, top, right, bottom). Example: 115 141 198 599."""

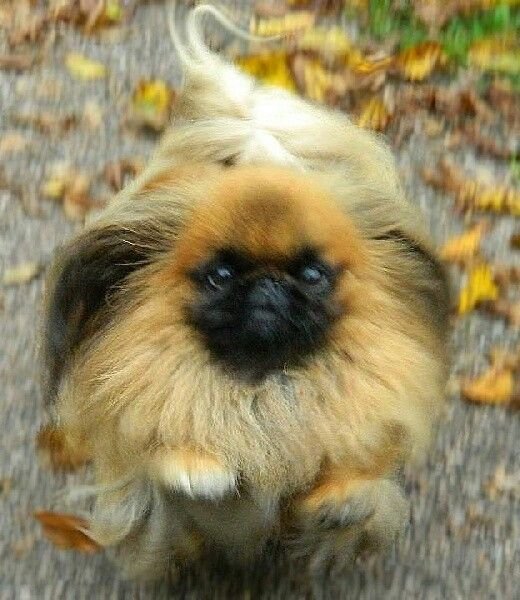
42 223 170 405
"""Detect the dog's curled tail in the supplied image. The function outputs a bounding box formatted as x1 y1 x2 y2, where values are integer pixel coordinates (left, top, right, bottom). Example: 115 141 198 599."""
167 3 278 119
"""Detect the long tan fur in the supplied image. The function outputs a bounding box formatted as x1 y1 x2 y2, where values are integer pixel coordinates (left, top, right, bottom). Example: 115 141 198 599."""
40 3 450 579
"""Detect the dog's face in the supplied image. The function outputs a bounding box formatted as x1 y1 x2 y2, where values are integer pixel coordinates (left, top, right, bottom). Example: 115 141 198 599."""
166 167 366 378
43 163 449 404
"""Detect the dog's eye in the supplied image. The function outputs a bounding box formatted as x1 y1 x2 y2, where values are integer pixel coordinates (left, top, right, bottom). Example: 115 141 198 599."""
206 265 234 291
299 264 327 286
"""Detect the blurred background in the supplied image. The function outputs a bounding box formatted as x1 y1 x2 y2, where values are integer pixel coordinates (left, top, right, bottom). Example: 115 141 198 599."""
0 1 518 598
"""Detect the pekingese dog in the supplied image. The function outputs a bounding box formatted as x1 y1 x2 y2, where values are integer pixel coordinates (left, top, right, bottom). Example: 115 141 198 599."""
39 4 450 580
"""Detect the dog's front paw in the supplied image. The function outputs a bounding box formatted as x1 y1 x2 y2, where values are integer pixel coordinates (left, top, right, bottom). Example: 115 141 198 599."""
150 449 237 500
293 478 407 578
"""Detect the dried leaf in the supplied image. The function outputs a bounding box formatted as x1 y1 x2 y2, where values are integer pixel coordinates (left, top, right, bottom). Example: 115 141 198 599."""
3 262 41 286
65 53 107 80
423 159 520 215
11 111 78 134
41 163 99 220
236 51 297 91
294 26 352 56
357 97 392 131
126 79 175 132
511 233 520 249
469 37 520 75
0 478 13 495
249 11 315 36
459 122 517 160
458 263 499 314
395 86 495 124
82 100 104 129
461 366 515 406
414 0 520 29
395 42 445 82
104 157 143 191
0 132 28 156
0 53 36 71
480 299 520 327
440 222 489 265
484 465 520 500
290 53 353 103
11 535 35 558
35 511 101 553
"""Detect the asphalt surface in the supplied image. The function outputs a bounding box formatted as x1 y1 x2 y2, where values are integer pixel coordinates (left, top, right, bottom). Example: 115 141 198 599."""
0 2 519 598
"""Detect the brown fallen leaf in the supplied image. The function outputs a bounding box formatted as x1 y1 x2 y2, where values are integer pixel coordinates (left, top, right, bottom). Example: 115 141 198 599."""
11 535 35 558
11 111 78 134
413 0 520 29
484 465 520 500
104 157 144 192
423 159 520 216
486 78 520 125
511 233 520 249
41 163 100 221
0 132 28 156
489 346 520 371
439 222 489 265
0 478 12 495
459 122 518 160
50 0 133 33
35 511 101 554
480 299 520 327
458 262 499 314
254 1 288 18
0 53 36 71
461 366 517 407
3 262 41 286
395 85 495 124
493 265 520 288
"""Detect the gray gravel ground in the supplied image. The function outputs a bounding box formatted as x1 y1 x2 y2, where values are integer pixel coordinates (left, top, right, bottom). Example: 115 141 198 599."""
1 2 519 599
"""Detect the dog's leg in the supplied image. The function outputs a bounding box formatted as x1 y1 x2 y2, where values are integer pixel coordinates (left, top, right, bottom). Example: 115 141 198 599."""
36 424 91 472
149 448 237 500
292 464 407 576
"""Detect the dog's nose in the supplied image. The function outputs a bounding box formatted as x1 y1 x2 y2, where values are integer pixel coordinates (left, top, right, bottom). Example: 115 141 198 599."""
248 277 289 310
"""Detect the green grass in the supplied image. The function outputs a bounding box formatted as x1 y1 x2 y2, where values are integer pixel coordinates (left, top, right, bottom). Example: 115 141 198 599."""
362 1 520 64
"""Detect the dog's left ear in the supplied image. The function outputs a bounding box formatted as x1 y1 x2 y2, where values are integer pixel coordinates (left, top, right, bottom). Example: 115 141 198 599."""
42 223 171 405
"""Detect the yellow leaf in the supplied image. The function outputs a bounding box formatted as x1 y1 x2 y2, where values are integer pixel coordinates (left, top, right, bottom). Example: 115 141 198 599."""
357 97 391 131
104 0 123 22
458 263 499 314
235 52 296 91
128 79 175 131
469 37 520 74
462 367 514 406
65 53 107 80
395 41 444 81
3 262 41 285
249 11 315 36
296 26 352 56
458 181 520 215
439 222 488 264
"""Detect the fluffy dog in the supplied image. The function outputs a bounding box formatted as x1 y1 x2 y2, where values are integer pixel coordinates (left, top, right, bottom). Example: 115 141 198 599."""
40 5 450 579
